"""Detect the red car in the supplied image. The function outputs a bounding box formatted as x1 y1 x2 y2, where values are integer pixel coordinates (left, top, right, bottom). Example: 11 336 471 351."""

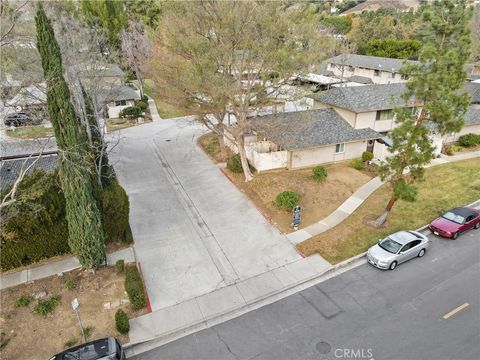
429 207 480 239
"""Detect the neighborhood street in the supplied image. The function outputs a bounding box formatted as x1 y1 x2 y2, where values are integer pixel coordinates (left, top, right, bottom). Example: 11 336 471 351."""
133 229 480 360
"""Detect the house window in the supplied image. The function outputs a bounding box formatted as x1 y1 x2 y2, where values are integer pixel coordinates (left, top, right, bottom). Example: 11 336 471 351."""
401 74 409 80
335 143 345 154
348 66 353 72
391 72 396 78
114 100 127 106
376 109 394 121
374 70 380 77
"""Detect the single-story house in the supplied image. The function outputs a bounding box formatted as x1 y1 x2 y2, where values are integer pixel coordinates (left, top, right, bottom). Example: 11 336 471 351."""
324 54 411 85
6 83 48 120
225 108 381 172
80 64 125 87
99 85 141 118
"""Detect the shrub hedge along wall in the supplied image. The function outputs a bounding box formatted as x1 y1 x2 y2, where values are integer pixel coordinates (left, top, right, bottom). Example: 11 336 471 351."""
1 171 132 271
124 265 147 309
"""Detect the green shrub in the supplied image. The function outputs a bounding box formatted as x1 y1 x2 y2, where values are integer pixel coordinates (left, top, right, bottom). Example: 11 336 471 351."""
101 180 132 244
450 145 464 153
115 309 130 334
312 166 328 182
64 336 78 348
64 278 76 291
34 295 61 316
141 95 149 103
0 171 70 271
0 332 10 350
14 294 32 308
136 101 148 110
226 154 243 173
124 265 147 309
362 151 374 162
81 326 94 340
115 259 125 273
349 158 365 170
119 106 143 119
275 191 300 210
458 133 480 147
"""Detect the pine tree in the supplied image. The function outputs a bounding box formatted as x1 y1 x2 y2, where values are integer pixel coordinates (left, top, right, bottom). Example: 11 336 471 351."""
35 4 106 268
372 0 472 227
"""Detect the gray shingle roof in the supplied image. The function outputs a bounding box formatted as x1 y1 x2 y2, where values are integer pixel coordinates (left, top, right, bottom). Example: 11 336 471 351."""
315 82 480 113
326 54 412 73
0 154 58 189
465 107 480 126
314 83 411 112
99 85 141 103
250 109 381 150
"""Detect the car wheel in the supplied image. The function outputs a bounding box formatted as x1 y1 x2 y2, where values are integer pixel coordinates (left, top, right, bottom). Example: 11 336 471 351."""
418 249 426 257
452 232 459 240
389 261 397 270
475 222 480 230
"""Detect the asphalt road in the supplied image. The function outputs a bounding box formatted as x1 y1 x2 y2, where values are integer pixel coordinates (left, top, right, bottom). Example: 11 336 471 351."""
132 229 480 360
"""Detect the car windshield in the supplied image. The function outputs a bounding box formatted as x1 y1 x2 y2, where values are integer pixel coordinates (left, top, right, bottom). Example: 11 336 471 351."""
442 211 465 224
379 237 402 254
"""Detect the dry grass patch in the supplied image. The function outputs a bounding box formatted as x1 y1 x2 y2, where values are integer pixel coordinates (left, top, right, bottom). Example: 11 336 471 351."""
296 158 480 264
5 125 54 139
0 266 147 360
226 163 374 233
198 132 231 163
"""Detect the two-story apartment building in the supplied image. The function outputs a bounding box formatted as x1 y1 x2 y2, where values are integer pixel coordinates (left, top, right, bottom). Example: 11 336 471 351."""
325 54 411 85
313 82 480 159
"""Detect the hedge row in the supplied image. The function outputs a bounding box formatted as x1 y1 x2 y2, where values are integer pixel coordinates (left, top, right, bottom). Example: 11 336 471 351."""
0 171 132 271
124 265 147 309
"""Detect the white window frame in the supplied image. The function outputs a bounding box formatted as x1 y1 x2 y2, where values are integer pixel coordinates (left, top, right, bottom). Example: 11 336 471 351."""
335 143 345 154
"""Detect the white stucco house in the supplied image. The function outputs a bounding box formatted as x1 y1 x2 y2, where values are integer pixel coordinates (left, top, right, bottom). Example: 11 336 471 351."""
225 108 381 172
99 85 141 119
324 54 410 85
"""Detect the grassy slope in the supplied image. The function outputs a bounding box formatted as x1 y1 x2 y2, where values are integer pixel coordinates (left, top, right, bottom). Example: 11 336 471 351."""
297 158 480 264
6 125 53 139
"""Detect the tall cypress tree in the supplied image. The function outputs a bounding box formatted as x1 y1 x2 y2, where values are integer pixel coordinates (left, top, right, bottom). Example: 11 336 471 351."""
372 0 472 227
35 4 105 268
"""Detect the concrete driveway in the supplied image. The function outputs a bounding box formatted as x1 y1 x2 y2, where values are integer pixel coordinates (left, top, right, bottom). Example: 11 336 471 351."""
110 118 301 311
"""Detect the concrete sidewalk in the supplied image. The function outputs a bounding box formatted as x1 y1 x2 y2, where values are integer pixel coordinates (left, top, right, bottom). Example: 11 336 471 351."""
287 150 480 244
0 247 135 290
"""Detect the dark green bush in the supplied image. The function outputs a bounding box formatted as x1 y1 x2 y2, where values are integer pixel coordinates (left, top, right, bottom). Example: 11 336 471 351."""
124 265 147 310
115 309 130 334
362 151 374 162
227 154 243 173
101 180 132 244
0 171 70 271
275 191 300 210
312 166 328 182
458 133 480 147
115 259 125 273
141 95 149 103
119 106 143 119
349 158 365 170
136 101 148 110
34 295 61 316
14 294 33 308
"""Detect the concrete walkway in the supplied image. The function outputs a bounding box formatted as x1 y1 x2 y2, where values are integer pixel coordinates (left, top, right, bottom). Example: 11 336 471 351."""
287 150 480 244
0 247 135 290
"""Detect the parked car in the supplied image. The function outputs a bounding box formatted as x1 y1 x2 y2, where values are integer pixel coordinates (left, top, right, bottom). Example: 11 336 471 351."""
49 337 126 360
429 207 480 239
367 230 431 270
3 112 34 127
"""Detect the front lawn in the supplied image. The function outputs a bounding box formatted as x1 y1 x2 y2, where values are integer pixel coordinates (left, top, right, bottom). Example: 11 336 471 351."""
296 158 480 264
225 163 374 234
144 79 188 119
5 125 54 139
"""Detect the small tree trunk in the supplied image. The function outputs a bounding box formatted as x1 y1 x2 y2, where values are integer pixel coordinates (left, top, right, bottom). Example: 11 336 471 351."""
237 135 253 182
218 132 227 160
369 196 396 228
